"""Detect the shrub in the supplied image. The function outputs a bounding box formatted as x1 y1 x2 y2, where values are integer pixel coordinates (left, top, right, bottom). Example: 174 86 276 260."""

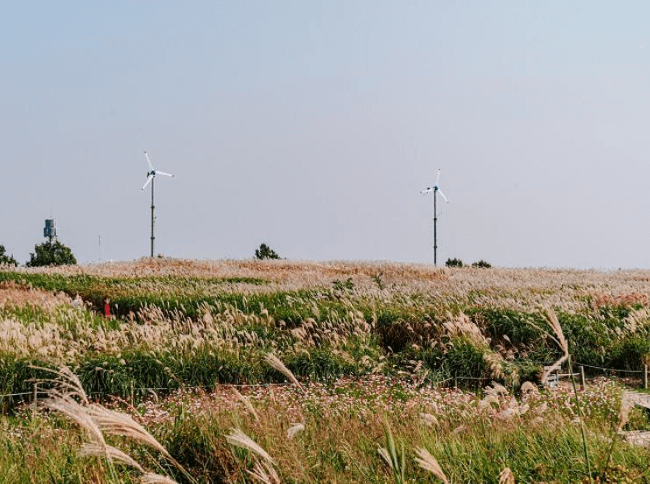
287 348 356 381
332 277 355 292
444 336 488 379
255 243 281 260
472 260 492 268
0 245 17 266
609 336 650 371
26 240 77 267
445 258 463 268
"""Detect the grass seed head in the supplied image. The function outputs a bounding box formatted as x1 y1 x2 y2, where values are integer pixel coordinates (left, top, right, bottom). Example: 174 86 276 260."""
232 388 260 423
247 459 281 484
45 396 105 446
498 467 516 484
287 423 305 439
226 428 276 465
140 473 180 484
264 353 304 391
85 404 172 459
79 442 144 472
414 447 449 484
617 393 633 432
541 307 569 385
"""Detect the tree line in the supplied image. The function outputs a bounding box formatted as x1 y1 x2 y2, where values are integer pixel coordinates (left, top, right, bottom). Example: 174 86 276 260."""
0 241 77 267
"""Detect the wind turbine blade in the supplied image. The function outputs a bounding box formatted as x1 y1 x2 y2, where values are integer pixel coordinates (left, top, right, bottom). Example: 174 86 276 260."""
144 151 154 170
142 175 153 191
156 171 174 177
435 169 441 186
420 187 432 194
438 189 449 203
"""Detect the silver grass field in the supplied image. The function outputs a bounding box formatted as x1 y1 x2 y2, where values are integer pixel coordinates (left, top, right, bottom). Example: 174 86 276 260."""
1 259 650 483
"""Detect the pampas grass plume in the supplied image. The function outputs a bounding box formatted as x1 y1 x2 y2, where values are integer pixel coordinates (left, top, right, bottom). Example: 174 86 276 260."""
414 447 449 484
498 467 516 484
264 353 304 391
226 428 276 465
140 473 180 484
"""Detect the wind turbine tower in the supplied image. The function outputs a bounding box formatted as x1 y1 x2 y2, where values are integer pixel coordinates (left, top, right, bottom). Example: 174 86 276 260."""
142 150 174 258
420 169 449 266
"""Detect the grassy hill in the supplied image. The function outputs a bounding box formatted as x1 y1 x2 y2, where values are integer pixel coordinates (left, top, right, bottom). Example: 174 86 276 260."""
1 259 650 401
2 259 650 483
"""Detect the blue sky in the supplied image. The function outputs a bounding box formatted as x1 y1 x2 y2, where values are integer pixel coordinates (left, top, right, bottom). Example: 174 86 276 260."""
1 2 649 267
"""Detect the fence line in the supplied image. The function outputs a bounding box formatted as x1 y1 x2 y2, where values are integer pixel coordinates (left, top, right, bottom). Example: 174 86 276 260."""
575 362 645 374
1 361 648 400
0 381 300 400
0 377 490 400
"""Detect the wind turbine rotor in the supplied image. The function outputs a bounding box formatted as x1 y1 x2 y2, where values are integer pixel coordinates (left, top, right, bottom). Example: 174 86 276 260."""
438 189 449 203
420 187 433 194
435 169 441 187
142 174 154 191
144 150 154 171
155 170 174 178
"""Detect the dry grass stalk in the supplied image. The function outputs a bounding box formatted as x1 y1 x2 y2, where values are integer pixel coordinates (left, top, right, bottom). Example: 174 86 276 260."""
541 307 569 385
478 394 500 411
520 381 538 396
414 447 449 484
264 353 304 391
483 352 506 380
42 366 193 483
140 473 180 484
419 413 438 427
443 313 488 346
79 442 144 472
226 428 276 465
232 387 260 423
247 459 281 484
287 423 304 439
31 365 89 404
498 467 516 484
377 446 393 470
45 396 105 446
617 393 633 432
484 382 508 398
545 307 568 354
85 404 172 459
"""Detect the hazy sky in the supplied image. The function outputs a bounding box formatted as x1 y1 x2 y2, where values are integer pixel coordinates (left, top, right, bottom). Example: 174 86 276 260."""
2 2 649 268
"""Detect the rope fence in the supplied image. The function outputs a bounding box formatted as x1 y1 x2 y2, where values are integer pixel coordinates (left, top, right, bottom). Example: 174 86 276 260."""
0 381 294 401
575 362 645 374
1 362 648 402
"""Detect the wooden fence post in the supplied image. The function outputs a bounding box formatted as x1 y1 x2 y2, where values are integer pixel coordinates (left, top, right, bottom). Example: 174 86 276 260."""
644 365 648 390
580 366 586 390
32 383 38 419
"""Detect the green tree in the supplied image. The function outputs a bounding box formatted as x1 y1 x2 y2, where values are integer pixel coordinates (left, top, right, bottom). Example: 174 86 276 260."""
0 245 17 266
471 260 492 268
255 243 281 260
26 240 77 267
445 257 463 268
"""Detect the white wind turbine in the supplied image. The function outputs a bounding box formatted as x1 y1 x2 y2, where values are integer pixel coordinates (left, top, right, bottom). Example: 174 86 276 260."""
142 150 174 258
420 169 449 266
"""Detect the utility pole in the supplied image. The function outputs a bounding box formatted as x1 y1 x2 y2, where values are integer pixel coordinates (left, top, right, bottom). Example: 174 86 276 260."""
141 150 173 259
420 169 448 266
433 187 438 266
150 176 155 258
